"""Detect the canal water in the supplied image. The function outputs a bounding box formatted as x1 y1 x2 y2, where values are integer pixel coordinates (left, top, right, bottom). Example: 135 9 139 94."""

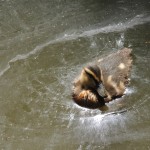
0 0 150 149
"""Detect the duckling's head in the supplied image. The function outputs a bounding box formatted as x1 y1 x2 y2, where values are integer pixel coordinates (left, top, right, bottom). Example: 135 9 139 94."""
79 65 102 89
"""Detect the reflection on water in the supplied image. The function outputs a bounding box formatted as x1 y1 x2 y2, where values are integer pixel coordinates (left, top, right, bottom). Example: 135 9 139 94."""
0 0 150 149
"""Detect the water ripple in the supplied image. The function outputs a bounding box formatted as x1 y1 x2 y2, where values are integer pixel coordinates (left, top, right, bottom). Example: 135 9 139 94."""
0 14 149 77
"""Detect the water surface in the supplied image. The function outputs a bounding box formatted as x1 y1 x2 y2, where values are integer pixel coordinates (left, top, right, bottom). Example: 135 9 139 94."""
0 0 150 149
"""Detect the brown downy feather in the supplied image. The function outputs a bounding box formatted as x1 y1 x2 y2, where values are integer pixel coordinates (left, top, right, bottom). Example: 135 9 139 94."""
72 66 105 109
97 48 132 101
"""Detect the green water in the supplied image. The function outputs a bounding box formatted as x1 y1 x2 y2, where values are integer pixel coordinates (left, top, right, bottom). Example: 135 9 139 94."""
0 0 150 149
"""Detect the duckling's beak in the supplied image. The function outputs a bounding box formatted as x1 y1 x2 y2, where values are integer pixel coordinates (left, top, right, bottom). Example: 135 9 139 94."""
97 83 107 97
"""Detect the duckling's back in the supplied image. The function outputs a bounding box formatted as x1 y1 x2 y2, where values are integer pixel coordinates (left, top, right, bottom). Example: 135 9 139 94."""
97 48 132 100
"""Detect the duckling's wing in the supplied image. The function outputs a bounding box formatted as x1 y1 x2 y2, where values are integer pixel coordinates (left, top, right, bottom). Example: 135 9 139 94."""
97 48 132 100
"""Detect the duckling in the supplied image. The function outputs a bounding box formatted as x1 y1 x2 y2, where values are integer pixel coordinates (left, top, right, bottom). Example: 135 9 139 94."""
72 48 132 110
72 65 107 109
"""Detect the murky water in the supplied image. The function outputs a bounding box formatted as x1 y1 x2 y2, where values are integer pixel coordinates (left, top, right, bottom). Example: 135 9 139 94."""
0 0 150 149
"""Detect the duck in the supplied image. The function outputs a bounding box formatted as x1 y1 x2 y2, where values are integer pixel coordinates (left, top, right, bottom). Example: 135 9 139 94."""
72 48 133 110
